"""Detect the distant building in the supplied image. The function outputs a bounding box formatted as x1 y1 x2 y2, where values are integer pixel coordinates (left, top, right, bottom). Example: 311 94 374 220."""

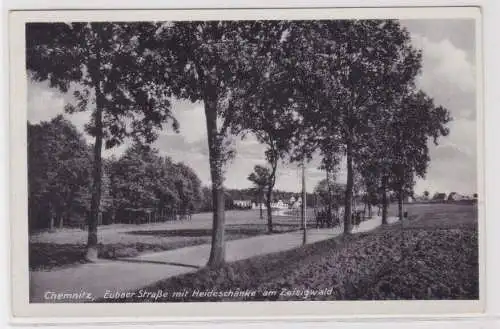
447 192 468 201
271 200 288 209
432 193 447 202
233 200 252 208
252 200 288 210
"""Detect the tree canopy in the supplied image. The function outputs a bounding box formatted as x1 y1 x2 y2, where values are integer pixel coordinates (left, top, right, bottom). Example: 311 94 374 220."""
28 116 92 230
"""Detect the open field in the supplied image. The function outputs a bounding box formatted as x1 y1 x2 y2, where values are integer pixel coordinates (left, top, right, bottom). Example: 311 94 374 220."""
29 210 305 270
104 203 478 302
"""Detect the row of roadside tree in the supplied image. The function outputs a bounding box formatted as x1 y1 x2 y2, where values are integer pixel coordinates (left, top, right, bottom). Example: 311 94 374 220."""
26 20 451 267
28 115 319 231
28 116 203 231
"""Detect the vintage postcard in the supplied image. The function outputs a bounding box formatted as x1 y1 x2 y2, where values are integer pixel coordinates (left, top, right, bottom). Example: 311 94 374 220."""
9 6 484 321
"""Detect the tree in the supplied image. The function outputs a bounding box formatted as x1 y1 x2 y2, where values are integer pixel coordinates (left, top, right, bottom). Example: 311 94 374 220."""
236 21 310 232
108 143 204 223
423 190 430 200
28 116 92 231
298 20 422 234
388 91 451 221
173 162 203 217
199 186 213 212
27 23 177 260
314 142 342 223
314 178 345 209
110 144 161 215
356 161 380 218
248 165 272 227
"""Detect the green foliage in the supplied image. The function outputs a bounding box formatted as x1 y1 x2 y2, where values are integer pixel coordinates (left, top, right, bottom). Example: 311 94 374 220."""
247 165 271 195
28 118 205 229
26 22 177 147
28 116 92 230
313 179 345 207
109 143 203 219
26 22 180 258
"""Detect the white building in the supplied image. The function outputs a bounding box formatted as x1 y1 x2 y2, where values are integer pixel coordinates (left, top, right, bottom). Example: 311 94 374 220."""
271 200 288 209
252 200 288 210
233 200 252 208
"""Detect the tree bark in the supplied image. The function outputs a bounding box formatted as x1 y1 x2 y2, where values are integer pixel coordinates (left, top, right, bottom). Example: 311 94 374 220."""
344 138 354 234
265 158 277 233
205 96 226 268
58 214 64 229
265 188 273 233
86 107 103 261
381 175 388 225
259 192 263 219
48 207 55 231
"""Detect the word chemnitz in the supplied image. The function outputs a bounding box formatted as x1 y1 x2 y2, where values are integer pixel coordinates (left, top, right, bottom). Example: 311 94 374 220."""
44 290 95 301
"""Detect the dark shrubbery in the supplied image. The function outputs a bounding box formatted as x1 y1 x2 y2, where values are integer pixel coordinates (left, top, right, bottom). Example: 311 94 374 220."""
104 219 478 302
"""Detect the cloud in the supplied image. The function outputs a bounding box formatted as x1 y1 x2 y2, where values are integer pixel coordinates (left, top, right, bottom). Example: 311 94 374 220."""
28 80 92 142
405 25 477 196
414 116 477 196
164 100 207 143
416 142 477 196
401 19 475 64
27 82 65 122
412 34 476 94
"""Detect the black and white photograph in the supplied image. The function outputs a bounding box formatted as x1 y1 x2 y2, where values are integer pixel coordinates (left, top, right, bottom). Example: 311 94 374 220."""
9 7 483 318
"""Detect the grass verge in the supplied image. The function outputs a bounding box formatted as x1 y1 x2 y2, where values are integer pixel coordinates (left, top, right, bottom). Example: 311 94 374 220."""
102 215 478 302
30 223 297 271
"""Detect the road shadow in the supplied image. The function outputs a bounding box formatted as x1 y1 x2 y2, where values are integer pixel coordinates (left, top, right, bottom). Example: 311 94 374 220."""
111 258 201 269
126 224 298 237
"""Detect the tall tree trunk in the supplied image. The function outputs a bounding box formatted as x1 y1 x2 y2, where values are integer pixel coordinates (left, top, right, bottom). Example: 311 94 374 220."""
85 83 104 262
205 96 226 268
326 169 333 223
58 213 64 229
381 175 388 225
398 185 404 221
265 188 273 233
259 191 263 219
265 159 277 234
343 138 354 234
48 207 55 231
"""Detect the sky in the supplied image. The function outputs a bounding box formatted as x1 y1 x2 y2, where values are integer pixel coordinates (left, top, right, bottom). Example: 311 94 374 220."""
27 19 478 196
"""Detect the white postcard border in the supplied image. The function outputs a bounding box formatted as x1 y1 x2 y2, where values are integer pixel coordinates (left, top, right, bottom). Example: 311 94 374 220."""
7 6 486 322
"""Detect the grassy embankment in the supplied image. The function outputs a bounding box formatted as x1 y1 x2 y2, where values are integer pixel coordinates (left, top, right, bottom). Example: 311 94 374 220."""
105 204 478 301
29 210 301 270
